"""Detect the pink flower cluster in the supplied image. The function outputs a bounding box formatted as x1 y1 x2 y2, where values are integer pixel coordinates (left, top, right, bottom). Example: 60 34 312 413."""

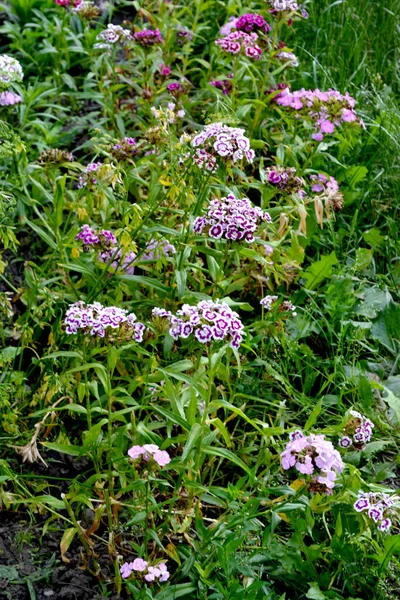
152 299 244 349
64 301 145 341
215 31 263 60
354 491 395 533
235 13 272 34
191 122 255 172
275 88 363 141
192 193 271 243
120 558 169 582
0 91 22 106
339 410 374 450
54 0 79 6
281 430 344 495
111 137 137 160
140 238 176 261
310 173 339 194
265 166 304 193
133 29 163 46
128 444 171 467
261 295 297 315
75 224 136 275
77 162 102 189
210 78 233 95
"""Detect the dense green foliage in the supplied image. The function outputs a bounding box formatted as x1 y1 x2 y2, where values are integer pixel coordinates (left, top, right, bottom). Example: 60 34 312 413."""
0 0 399 598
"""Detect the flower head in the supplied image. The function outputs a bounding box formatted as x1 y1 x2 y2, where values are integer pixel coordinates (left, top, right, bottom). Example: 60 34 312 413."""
0 55 23 88
134 29 163 46
0 91 22 106
281 432 344 495
153 299 245 350
189 122 255 172
215 31 263 60
64 301 144 341
193 194 270 243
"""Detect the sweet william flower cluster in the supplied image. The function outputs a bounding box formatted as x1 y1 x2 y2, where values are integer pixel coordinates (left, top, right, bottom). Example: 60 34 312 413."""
261 295 297 316
339 410 374 450
153 300 244 349
128 444 171 467
191 122 255 172
281 430 344 494
133 28 163 46
120 558 169 582
64 301 145 341
193 193 271 243
215 31 263 60
354 491 396 533
94 24 132 49
0 55 23 88
0 91 22 106
275 88 363 141
75 224 136 274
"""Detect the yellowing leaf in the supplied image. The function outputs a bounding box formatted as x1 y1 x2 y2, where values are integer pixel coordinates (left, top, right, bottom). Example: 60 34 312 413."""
60 527 77 563
71 247 80 259
159 176 171 186
290 478 306 491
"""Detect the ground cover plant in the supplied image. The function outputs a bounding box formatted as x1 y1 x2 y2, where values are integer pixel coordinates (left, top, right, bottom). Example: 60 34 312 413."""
0 0 399 598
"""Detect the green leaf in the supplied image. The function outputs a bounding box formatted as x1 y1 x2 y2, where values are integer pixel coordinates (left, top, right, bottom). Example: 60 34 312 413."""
202 446 252 478
151 583 197 600
182 423 203 461
363 228 385 248
371 302 400 354
305 400 323 430
381 387 400 424
41 442 81 456
303 252 338 290
354 248 373 271
306 583 327 600
0 565 19 580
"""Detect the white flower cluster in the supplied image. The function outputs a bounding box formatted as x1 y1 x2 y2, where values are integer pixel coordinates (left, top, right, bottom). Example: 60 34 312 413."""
0 55 23 88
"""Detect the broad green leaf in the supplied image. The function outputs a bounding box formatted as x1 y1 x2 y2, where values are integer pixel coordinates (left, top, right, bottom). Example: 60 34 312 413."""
303 252 338 290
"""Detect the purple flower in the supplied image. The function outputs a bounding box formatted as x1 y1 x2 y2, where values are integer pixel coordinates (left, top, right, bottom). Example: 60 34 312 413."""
354 497 370 512
339 436 352 448
368 507 383 522
377 518 392 532
0 90 22 106
120 562 133 579
132 558 148 572
133 28 163 46
235 13 272 34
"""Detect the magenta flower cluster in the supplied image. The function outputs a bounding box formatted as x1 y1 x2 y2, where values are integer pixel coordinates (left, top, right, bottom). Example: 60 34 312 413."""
281 430 344 494
310 173 339 194
191 122 255 172
354 491 395 533
128 443 171 467
235 13 272 34
64 301 145 341
339 410 374 450
210 77 233 96
75 224 136 275
133 28 163 46
153 300 245 350
120 558 169 582
192 193 271 243
215 31 263 60
275 88 363 141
